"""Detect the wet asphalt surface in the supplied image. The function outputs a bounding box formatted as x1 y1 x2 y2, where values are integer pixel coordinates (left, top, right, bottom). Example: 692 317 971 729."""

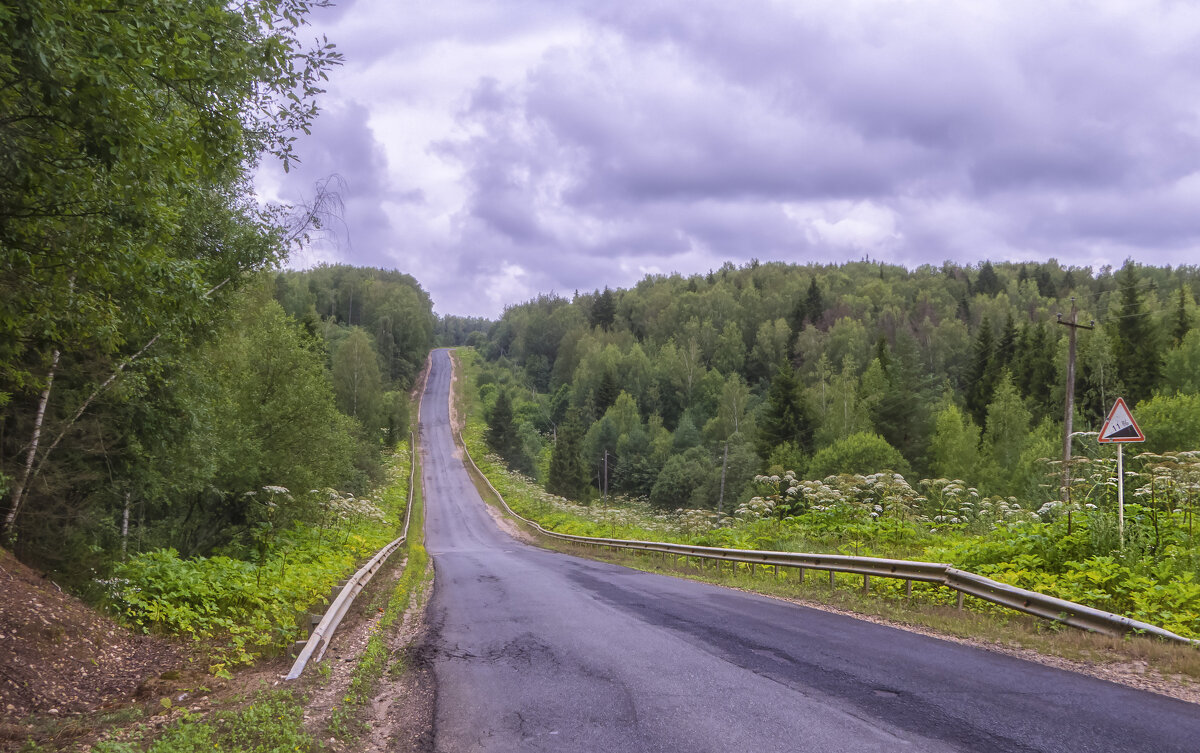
418 349 1199 752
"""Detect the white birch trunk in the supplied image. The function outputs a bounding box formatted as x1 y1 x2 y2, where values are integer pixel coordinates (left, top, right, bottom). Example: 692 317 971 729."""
3 349 60 537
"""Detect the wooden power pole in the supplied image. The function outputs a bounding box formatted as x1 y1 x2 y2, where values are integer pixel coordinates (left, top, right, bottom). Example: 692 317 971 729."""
1056 298 1094 523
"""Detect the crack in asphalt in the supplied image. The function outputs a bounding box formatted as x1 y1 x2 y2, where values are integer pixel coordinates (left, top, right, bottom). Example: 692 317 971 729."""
564 559 1068 753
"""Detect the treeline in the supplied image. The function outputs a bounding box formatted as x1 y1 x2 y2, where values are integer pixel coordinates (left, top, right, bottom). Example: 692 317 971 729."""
276 264 433 436
477 260 1200 510
0 3 434 587
435 314 493 347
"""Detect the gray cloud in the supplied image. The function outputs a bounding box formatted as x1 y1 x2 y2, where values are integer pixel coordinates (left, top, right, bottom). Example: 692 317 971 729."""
270 0 1200 317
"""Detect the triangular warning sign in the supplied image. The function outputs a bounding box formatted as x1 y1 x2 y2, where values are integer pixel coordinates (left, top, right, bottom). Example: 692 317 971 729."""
1098 397 1145 443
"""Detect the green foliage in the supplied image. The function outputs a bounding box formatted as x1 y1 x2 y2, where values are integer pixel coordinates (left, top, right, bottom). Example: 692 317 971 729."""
649 447 712 509
1 0 341 554
1137 393 1200 453
928 400 982 483
807 432 909 479
590 287 617 331
487 388 526 471
93 691 319 753
981 371 1031 491
755 364 812 459
965 317 998 425
548 419 589 501
463 259 1200 636
1171 286 1193 346
157 287 363 555
104 446 411 669
1 0 336 385
435 314 493 348
1160 329 1200 396
275 265 434 390
332 327 385 433
1112 261 1162 406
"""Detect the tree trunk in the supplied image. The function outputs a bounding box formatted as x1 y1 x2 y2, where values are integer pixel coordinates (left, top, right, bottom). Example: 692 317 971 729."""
121 490 132 557
3 350 60 539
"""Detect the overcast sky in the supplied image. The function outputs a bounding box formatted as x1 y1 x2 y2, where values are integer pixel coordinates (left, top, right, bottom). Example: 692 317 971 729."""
255 0 1200 318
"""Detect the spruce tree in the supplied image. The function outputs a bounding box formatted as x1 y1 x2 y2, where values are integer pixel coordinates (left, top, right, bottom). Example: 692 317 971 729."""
595 369 620 418
487 389 518 460
1173 286 1192 346
863 333 929 464
1035 266 1057 298
995 313 1017 371
788 296 807 335
965 317 996 425
590 287 616 331
1014 321 1056 415
548 419 589 500
755 365 812 460
956 295 971 324
805 277 825 328
976 262 1001 296
1112 262 1161 404
1063 269 1076 293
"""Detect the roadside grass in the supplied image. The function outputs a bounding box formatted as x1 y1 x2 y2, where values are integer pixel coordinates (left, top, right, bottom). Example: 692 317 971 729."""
14 691 320 753
101 440 416 677
14 707 148 753
326 452 431 743
88 690 319 753
466 449 1200 682
545 540 1200 681
26 443 421 753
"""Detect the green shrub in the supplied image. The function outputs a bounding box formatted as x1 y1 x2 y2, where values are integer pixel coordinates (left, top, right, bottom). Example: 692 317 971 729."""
104 446 412 671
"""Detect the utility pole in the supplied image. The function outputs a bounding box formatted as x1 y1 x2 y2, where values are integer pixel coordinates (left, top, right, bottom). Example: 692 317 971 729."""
1056 298 1094 529
602 450 609 503
717 441 729 515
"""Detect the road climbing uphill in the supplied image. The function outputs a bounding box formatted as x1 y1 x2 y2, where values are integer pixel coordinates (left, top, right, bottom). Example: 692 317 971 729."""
418 348 1199 753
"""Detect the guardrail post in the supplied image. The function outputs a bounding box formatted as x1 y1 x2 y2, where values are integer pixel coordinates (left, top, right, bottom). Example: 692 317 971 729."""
798 567 804 583
863 574 870 593
829 570 835 589
774 564 779 578
956 591 965 610
906 579 912 598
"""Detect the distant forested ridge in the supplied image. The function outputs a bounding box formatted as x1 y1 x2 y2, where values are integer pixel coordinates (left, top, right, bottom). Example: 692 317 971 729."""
475 260 1199 510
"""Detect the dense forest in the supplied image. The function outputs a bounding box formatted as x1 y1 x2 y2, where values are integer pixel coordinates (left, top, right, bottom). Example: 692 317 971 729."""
0 1 433 588
476 260 1200 512
1 259 432 585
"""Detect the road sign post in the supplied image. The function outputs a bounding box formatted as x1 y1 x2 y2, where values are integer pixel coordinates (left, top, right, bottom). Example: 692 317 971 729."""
1097 398 1145 548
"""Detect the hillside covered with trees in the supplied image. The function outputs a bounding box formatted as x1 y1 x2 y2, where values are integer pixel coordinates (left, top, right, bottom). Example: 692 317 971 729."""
476 260 1199 511
0 2 433 592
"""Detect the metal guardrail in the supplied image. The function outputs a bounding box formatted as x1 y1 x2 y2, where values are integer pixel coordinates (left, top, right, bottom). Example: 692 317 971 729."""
285 361 430 680
457 431 1198 647
285 530 408 680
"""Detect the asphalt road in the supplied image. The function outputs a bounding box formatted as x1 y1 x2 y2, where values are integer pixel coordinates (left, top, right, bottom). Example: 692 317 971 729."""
418 348 1199 753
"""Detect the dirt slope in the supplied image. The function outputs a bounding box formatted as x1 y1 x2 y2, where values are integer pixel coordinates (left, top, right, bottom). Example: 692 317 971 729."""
0 549 187 719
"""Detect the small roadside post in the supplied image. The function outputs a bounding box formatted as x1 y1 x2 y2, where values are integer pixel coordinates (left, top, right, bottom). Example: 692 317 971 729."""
1097 397 1145 548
